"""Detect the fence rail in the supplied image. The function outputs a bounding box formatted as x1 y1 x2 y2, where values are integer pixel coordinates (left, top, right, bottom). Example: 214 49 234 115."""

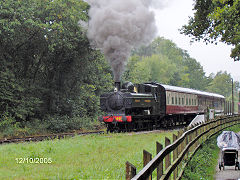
126 115 240 180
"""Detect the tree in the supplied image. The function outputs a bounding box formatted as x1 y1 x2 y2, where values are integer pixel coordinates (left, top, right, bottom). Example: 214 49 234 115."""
207 71 232 97
183 57 209 91
129 37 210 89
0 0 113 132
181 0 240 61
122 55 151 84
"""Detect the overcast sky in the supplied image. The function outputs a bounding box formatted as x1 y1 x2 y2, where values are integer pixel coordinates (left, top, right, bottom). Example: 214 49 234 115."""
153 0 240 82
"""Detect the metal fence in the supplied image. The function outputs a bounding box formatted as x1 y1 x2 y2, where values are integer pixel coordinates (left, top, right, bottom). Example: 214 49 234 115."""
126 115 240 180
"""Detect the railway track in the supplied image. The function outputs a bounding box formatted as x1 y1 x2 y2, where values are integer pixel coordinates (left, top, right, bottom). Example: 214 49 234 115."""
0 122 187 145
0 131 105 145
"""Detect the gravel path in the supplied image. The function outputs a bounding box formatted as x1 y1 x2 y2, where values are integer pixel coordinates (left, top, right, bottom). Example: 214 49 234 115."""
215 151 240 180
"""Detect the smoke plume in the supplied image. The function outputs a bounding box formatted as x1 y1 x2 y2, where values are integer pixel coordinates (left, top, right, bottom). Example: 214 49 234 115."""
87 0 157 81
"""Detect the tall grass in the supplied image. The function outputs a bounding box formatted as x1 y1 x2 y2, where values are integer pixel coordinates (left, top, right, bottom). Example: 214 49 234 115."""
0 131 176 179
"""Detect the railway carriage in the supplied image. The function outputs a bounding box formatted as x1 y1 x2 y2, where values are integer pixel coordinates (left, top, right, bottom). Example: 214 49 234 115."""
99 82 225 132
162 84 225 115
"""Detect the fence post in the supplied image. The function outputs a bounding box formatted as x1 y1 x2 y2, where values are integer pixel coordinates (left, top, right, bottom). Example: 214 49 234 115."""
126 161 136 180
177 131 181 157
189 132 192 152
218 119 221 131
220 118 222 130
143 150 152 180
165 137 171 171
179 130 184 154
195 126 198 149
173 134 178 180
185 133 189 160
177 130 183 177
156 142 163 180
201 125 204 142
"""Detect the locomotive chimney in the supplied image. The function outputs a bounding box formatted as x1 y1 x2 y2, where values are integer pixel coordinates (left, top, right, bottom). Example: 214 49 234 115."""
114 82 121 92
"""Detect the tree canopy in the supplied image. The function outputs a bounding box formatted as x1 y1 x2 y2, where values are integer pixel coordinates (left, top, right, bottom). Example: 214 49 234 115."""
181 0 240 61
0 0 112 134
124 37 238 100
124 37 209 90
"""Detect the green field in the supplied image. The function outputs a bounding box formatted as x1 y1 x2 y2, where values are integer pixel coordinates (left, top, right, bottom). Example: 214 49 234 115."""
0 130 176 179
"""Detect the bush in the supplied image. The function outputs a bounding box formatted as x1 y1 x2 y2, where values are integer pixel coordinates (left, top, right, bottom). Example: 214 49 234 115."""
45 115 101 133
0 112 16 130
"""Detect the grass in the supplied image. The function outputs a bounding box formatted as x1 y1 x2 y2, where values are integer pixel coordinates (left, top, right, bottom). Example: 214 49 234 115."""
0 130 176 179
182 124 240 180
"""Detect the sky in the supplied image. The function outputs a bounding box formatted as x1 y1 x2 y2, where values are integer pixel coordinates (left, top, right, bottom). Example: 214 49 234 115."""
153 0 240 82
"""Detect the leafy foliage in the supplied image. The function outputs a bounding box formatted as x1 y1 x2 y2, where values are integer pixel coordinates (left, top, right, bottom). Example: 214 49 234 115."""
181 0 240 61
207 71 232 96
0 0 112 134
124 37 238 103
124 37 209 90
182 136 220 180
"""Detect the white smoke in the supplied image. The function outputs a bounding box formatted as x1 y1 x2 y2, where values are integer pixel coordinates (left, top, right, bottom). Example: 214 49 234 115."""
86 0 158 81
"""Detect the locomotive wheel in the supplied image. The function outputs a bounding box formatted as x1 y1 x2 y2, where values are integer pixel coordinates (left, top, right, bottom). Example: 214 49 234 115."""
107 124 114 133
147 124 152 131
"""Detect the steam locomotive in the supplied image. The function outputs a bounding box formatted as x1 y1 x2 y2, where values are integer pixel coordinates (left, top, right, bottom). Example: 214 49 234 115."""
99 82 225 132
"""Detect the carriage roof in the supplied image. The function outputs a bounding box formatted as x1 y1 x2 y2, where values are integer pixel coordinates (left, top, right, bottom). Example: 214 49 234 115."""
160 84 225 99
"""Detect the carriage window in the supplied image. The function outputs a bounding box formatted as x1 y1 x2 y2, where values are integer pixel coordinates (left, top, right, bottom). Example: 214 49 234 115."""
189 98 191 105
167 96 169 105
179 97 181 105
186 98 188 105
175 97 177 105
182 98 184 105
195 99 197 105
172 97 174 105
192 99 194 105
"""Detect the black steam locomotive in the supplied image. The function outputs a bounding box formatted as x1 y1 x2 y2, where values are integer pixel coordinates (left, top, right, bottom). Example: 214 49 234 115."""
99 82 225 132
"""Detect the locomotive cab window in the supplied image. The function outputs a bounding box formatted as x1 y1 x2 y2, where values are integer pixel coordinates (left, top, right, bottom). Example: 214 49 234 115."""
145 86 151 93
